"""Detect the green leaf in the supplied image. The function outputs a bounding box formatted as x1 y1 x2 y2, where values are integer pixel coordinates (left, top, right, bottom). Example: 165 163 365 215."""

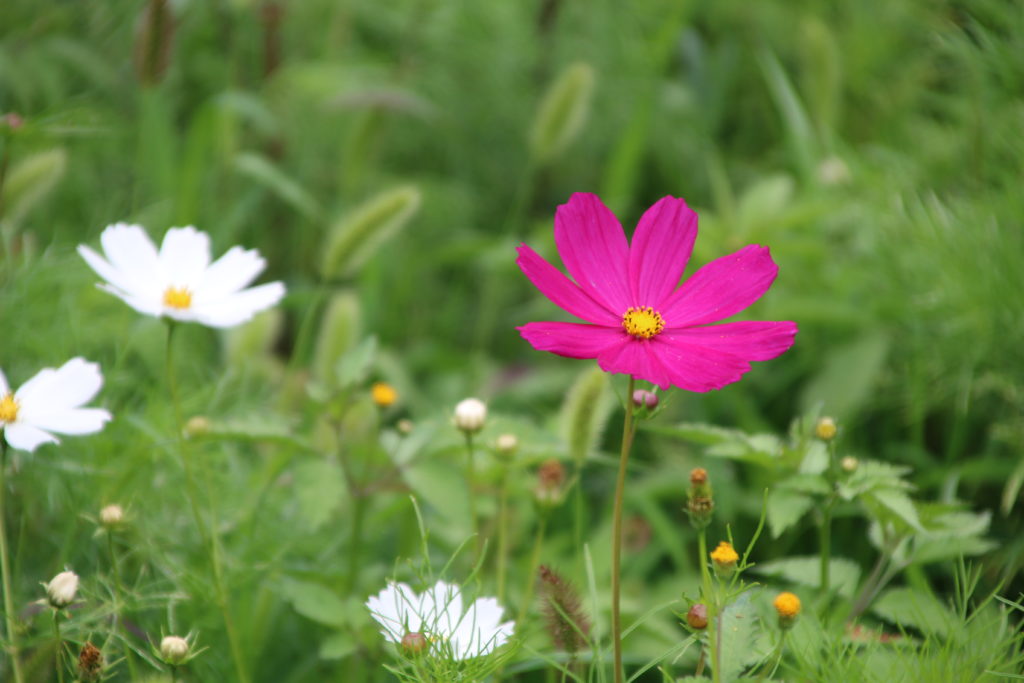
866 489 924 532
754 556 861 599
766 488 815 539
715 592 770 682
871 587 956 637
281 578 348 628
318 632 357 661
799 331 889 421
334 336 377 390
292 459 347 531
234 152 322 220
646 422 745 446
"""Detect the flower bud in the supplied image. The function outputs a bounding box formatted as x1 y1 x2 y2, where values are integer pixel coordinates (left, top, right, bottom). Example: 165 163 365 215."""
815 417 837 441
454 398 487 433
690 468 708 486
710 541 739 579
841 456 859 473
371 382 398 408
184 415 211 438
99 504 124 528
401 631 428 655
160 635 190 665
686 603 708 630
773 591 801 629
495 433 518 457
631 389 658 409
534 459 566 508
46 570 79 608
396 418 414 434
686 468 714 529
77 641 104 682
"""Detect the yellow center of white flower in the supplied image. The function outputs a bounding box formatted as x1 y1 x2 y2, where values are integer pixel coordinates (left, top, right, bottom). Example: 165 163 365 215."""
0 393 18 423
163 286 193 310
622 306 665 339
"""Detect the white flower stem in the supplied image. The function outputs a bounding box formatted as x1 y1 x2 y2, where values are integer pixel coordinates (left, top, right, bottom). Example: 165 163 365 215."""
165 323 250 683
0 441 25 683
611 376 637 683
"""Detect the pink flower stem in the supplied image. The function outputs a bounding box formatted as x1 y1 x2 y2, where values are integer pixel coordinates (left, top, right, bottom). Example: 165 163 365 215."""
611 375 637 683
0 442 25 683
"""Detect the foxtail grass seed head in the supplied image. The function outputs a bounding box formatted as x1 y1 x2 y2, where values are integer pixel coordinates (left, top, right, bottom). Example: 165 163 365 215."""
320 185 422 279
841 456 859 473
774 591 801 629
538 565 590 654
401 631 428 655
710 541 739 579
371 382 398 408
815 416 837 441
99 504 124 528
528 62 596 164
134 0 175 85
534 459 567 508
46 570 79 608
160 635 190 665
631 389 658 409
454 398 487 433
77 641 103 682
686 603 708 630
495 433 519 457
686 467 714 528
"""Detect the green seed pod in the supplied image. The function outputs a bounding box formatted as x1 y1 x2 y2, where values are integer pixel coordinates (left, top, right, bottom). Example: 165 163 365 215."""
528 62 595 165
559 366 611 466
312 291 362 387
320 186 422 280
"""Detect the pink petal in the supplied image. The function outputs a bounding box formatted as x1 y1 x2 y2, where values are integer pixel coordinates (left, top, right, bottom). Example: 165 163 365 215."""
650 336 753 392
518 322 625 359
597 339 673 389
516 245 619 325
665 321 797 361
554 193 632 313
627 196 698 306
659 245 779 327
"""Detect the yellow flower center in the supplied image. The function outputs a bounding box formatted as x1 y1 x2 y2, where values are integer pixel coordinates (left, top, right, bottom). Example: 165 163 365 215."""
0 393 19 423
163 286 193 310
622 306 665 339
371 382 398 407
773 591 801 617
710 541 739 565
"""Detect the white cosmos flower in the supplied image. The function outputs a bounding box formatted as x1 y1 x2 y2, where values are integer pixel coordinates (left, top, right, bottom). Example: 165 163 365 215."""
0 358 112 453
366 580 514 660
78 223 286 329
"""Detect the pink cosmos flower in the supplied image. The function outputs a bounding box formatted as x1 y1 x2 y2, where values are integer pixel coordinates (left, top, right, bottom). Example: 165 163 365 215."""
516 193 797 391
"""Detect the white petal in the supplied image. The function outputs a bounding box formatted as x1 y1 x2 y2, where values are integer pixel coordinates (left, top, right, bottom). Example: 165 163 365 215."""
98 224 164 300
198 246 267 299
15 358 104 413
191 282 286 328
159 227 211 288
426 581 462 638
4 422 59 452
21 407 111 435
0 367 9 395
78 245 140 300
367 582 423 642
97 284 164 317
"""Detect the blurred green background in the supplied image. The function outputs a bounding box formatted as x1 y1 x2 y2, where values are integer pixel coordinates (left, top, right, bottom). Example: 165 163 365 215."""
2 0 1023 679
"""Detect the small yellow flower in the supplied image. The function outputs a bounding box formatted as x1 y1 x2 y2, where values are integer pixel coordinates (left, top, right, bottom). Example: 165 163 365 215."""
815 417 837 441
774 591 801 629
371 382 398 408
710 541 739 577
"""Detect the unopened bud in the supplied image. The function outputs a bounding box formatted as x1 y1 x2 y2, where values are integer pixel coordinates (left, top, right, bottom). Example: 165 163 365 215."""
534 459 566 507
397 418 414 434
631 389 658 409
99 504 124 528
495 433 518 457
454 398 487 433
815 417 837 441
687 468 714 529
841 456 858 473
817 156 851 186
690 468 708 486
160 635 189 665
686 603 708 630
710 541 739 579
401 631 428 654
46 570 79 608
184 415 211 437
371 382 398 408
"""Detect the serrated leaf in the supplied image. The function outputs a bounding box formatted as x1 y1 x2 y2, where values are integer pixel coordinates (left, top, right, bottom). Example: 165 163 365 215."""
715 592 769 682
871 587 955 637
281 578 348 627
798 441 828 474
334 336 377 390
767 489 815 538
292 459 347 531
754 556 861 599
869 489 923 532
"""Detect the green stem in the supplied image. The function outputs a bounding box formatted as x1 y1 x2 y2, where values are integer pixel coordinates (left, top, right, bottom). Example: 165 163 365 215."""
464 433 480 560
518 514 548 623
697 529 720 683
496 462 510 603
611 376 636 683
347 490 366 595
165 323 250 683
820 439 838 597
53 610 65 683
108 531 139 680
0 443 24 683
